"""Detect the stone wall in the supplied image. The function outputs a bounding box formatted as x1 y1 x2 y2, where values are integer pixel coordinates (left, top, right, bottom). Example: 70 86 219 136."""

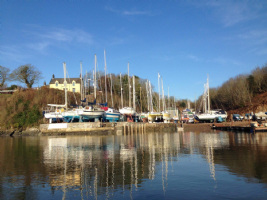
39 122 179 136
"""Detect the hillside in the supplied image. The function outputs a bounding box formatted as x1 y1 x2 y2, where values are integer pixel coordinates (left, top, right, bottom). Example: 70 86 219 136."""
226 91 267 116
0 87 80 130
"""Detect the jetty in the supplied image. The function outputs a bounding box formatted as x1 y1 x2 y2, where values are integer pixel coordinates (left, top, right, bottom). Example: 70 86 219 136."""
211 122 267 133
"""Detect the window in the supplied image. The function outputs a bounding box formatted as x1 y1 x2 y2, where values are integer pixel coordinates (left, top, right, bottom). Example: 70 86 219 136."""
73 88 75 93
72 81 75 86
55 81 58 87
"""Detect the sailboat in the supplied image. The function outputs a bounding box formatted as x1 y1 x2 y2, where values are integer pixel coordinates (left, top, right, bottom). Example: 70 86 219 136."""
45 62 82 123
147 72 165 123
105 74 121 122
161 77 171 123
103 50 121 122
44 62 68 123
77 54 105 122
119 63 136 118
195 75 227 122
61 61 83 122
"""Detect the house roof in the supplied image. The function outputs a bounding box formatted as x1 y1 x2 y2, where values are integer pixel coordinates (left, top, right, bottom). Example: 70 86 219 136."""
49 78 81 84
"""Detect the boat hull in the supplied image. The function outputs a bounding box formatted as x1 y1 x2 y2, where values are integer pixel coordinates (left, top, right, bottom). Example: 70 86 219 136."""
44 112 63 119
119 107 136 115
105 113 121 122
78 110 104 119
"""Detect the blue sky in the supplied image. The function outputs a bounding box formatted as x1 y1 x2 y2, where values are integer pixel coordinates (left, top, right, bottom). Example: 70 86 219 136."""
1 1 267 101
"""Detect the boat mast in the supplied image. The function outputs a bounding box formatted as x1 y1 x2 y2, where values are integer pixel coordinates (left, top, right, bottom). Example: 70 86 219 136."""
128 63 131 107
207 74 210 114
94 55 97 99
158 72 160 112
146 80 149 112
120 73 123 108
203 83 206 113
80 61 83 100
110 74 114 108
85 70 87 99
133 75 136 111
195 92 197 114
149 81 153 112
161 77 165 112
168 86 170 113
104 50 107 103
63 62 67 110
174 96 176 117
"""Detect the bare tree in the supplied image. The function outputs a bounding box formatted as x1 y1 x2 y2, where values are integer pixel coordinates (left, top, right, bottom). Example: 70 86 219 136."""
252 67 265 93
0 66 10 88
10 64 43 88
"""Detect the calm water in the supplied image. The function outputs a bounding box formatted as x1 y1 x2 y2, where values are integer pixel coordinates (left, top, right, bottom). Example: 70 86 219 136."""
1 131 267 199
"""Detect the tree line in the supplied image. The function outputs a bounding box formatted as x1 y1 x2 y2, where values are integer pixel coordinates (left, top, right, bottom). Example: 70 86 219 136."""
196 63 267 111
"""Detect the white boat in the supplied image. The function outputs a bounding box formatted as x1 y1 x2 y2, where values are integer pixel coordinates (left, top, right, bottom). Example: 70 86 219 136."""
44 105 64 120
195 75 227 122
44 63 68 123
61 108 81 122
77 106 104 120
105 108 121 122
76 55 105 122
119 107 136 115
162 111 171 123
147 112 162 123
119 63 136 118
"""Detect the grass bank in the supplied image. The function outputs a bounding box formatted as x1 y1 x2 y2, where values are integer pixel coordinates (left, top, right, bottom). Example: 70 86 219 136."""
0 87 80 130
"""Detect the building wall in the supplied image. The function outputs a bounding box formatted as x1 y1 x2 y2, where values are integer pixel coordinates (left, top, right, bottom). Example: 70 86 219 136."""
49 81 81 93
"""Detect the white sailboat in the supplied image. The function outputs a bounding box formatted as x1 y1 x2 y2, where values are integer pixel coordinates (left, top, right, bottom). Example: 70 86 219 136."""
77 54 104 121
195 75 227 122
147 78 162 123
105 74 121 122
103 50 121 122
44 63 68 123
119 63 136 116
161 77 171 123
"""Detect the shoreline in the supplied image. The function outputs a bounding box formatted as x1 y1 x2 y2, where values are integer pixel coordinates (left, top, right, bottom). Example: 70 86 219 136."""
1 122 181 136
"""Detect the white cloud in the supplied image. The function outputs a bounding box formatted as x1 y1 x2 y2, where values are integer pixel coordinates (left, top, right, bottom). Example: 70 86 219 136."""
105 6 151 16
22 27 94 53
238 30 267 44
187 55 202 62
191 1 266 27
207 57 242 66
0 45 30 63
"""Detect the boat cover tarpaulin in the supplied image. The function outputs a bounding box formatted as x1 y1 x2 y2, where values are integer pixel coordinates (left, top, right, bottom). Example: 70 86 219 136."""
255 112 267 117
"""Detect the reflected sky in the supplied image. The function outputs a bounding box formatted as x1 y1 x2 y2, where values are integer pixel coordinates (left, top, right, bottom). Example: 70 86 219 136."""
1 131 267 199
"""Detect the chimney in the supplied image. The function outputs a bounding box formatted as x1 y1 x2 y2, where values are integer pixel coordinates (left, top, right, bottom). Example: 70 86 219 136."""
52 74 55 79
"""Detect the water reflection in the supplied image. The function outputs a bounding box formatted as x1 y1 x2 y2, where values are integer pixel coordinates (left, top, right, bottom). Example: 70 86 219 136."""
41 132 181 199
1 131 267 199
